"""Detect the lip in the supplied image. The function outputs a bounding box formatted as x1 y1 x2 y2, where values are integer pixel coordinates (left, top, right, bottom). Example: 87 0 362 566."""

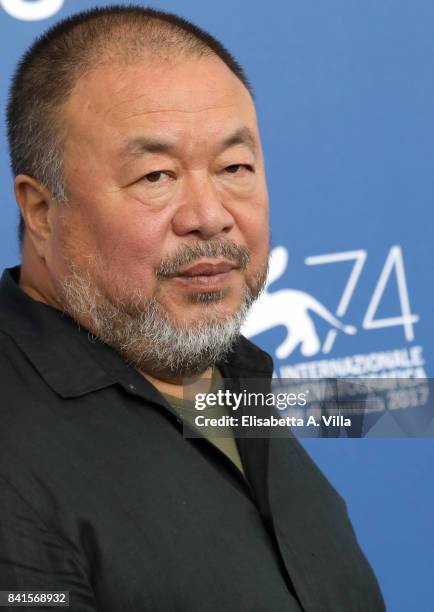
177 261 236 277
171 260 238 290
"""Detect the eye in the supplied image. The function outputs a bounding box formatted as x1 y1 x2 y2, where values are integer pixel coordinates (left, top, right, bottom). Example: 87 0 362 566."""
143 171 165 183
224 164 253 174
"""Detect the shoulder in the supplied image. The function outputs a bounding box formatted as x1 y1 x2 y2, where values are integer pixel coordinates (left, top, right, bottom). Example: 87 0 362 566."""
0 330 54 439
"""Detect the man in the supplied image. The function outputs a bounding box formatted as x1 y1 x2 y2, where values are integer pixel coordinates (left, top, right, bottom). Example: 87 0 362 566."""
0 6 385 611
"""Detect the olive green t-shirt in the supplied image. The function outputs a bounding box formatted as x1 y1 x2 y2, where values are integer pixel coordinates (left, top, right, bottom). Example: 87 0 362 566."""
161 367 245 477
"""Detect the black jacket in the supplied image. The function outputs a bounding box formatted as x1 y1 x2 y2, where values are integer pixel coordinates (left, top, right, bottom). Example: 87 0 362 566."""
0 267 385 611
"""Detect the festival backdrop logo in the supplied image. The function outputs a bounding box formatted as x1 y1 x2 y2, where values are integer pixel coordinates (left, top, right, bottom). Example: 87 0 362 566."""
242 245 425 379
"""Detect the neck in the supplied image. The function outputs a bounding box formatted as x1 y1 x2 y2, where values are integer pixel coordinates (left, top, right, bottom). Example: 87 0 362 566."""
141 366 214 399
19 249 63 311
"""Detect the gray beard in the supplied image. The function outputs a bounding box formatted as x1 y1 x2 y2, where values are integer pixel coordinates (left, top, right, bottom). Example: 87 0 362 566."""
55 241 266 378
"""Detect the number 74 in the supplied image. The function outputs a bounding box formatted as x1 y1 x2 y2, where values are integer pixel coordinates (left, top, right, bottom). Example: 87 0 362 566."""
305 246 419 354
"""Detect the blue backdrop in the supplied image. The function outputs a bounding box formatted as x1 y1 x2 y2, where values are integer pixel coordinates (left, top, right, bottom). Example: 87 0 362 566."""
1 1 433 610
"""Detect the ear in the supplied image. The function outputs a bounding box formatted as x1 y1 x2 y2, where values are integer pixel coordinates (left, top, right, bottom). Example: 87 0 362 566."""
14 174 56 258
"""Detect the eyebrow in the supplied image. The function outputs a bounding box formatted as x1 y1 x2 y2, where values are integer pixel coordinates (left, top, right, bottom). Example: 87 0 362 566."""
121 126 257 159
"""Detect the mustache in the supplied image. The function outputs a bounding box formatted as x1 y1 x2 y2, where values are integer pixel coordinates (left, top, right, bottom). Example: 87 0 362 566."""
156 240 251 279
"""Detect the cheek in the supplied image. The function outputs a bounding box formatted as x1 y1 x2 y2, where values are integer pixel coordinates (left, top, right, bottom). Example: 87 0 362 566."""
90 207 172 284
239 206 270 279
54 199 168 290
237 200 269 254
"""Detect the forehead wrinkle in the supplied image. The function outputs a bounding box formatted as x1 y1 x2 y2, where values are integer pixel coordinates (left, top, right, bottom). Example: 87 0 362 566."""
121 125 258 161
122 105 237 120
104 88 246 122
111 99 240 123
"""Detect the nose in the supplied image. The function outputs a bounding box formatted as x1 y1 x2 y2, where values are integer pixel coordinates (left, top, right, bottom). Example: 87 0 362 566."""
171 171 235 240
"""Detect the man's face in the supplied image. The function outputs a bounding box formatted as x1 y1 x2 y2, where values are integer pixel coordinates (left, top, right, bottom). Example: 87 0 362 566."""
46 53 270 376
